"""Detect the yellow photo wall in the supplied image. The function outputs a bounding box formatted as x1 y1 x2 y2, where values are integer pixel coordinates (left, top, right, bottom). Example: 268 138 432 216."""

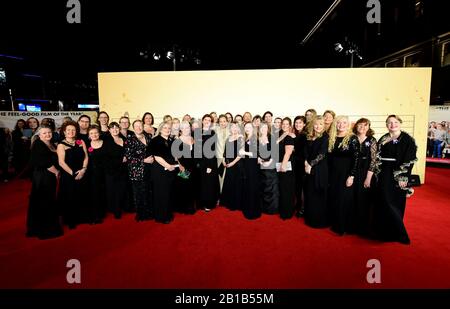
98 68 432 182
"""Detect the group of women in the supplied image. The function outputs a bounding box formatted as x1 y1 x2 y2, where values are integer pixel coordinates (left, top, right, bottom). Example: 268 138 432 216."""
26 109 417 245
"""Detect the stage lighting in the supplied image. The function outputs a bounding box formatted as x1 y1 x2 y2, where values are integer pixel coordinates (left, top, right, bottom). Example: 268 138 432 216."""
153 53 161 60
166 51 175 59
334 43 344 53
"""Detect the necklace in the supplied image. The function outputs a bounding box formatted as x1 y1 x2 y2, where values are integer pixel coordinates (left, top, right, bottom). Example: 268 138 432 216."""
64 139 75 146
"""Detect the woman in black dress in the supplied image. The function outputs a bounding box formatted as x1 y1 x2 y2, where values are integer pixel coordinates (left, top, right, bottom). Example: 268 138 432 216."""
173 121 196 214
199 114 220 212
304 116 329 228
26 125 63 239
258 122 279 214
372 115 417 244
152 121 178 223
143 112 157 136
241 122 262 220
277 117 296 220
221 121 244 211
103 122 128 219
125 120 154 221
86 125 107 224
57 121 89 229
327 115 359 235
97 111 110 139
352 118 377 236
293 116 307 217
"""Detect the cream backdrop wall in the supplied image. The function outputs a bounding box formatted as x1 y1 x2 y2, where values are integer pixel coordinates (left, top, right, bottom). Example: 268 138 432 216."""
98 68 432 182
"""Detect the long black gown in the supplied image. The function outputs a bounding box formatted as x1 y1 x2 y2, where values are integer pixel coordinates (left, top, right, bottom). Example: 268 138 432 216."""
328 135 359 235
278 134 296 219
294 133 307 214
152 135 177 223
103 136 128 218
87 142 107 223
371 132 417 244
242 136 262 220
259 135 279 214
199 129 220 210
354 136 377 236
220 137 244 211
26 139 63 239
59 140 89 228
173 138 196 214
304 134 329 228
125 134 152 221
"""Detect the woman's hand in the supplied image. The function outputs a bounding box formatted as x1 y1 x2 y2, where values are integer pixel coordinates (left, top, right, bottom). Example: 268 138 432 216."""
122 156 127 163
364 176 372 188
305 164 312 175
280 162 287 173
179 164 185 172
167 165 175 171
346 176 354 187
399 180 408 188
74 169 86 180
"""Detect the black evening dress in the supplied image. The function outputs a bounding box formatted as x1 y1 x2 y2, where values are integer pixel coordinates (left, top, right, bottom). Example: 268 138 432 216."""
103 136 128 218
125 134 153 221
199 129 220 210
87 142 107 223
278 134 296 219
328 135 359 235
173 138 196 214
304 134 329 228
259 135 279 214
26 139 63 239
152 135 177 223
242 136 262 220
354 136 377 236
371 132 417 244
294 132 307 214
220 137 244 211
59 140 89 228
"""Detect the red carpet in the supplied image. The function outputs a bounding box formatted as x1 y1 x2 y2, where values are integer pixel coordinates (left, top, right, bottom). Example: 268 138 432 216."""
426 157 450 165
1 167 450 289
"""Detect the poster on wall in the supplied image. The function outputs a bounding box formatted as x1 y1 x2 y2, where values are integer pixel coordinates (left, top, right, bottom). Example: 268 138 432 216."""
427 106 450 159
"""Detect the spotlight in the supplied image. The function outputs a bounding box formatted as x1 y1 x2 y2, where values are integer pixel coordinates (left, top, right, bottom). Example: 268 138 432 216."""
166 51 175 59
334 43 344 53
153 53 161 60
139 51 149 59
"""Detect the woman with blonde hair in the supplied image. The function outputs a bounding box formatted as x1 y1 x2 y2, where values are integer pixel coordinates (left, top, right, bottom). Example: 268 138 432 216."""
323 110 336 134
220 121 244 211
327 115 359 235
304 116 329 228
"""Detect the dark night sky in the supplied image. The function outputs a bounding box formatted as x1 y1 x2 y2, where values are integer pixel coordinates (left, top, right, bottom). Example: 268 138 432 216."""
0 1 340 78
1 0 448 82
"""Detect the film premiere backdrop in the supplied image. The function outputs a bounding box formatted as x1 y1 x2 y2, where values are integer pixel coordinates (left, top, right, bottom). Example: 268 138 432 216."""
98 68 431 183
0 111 98 130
